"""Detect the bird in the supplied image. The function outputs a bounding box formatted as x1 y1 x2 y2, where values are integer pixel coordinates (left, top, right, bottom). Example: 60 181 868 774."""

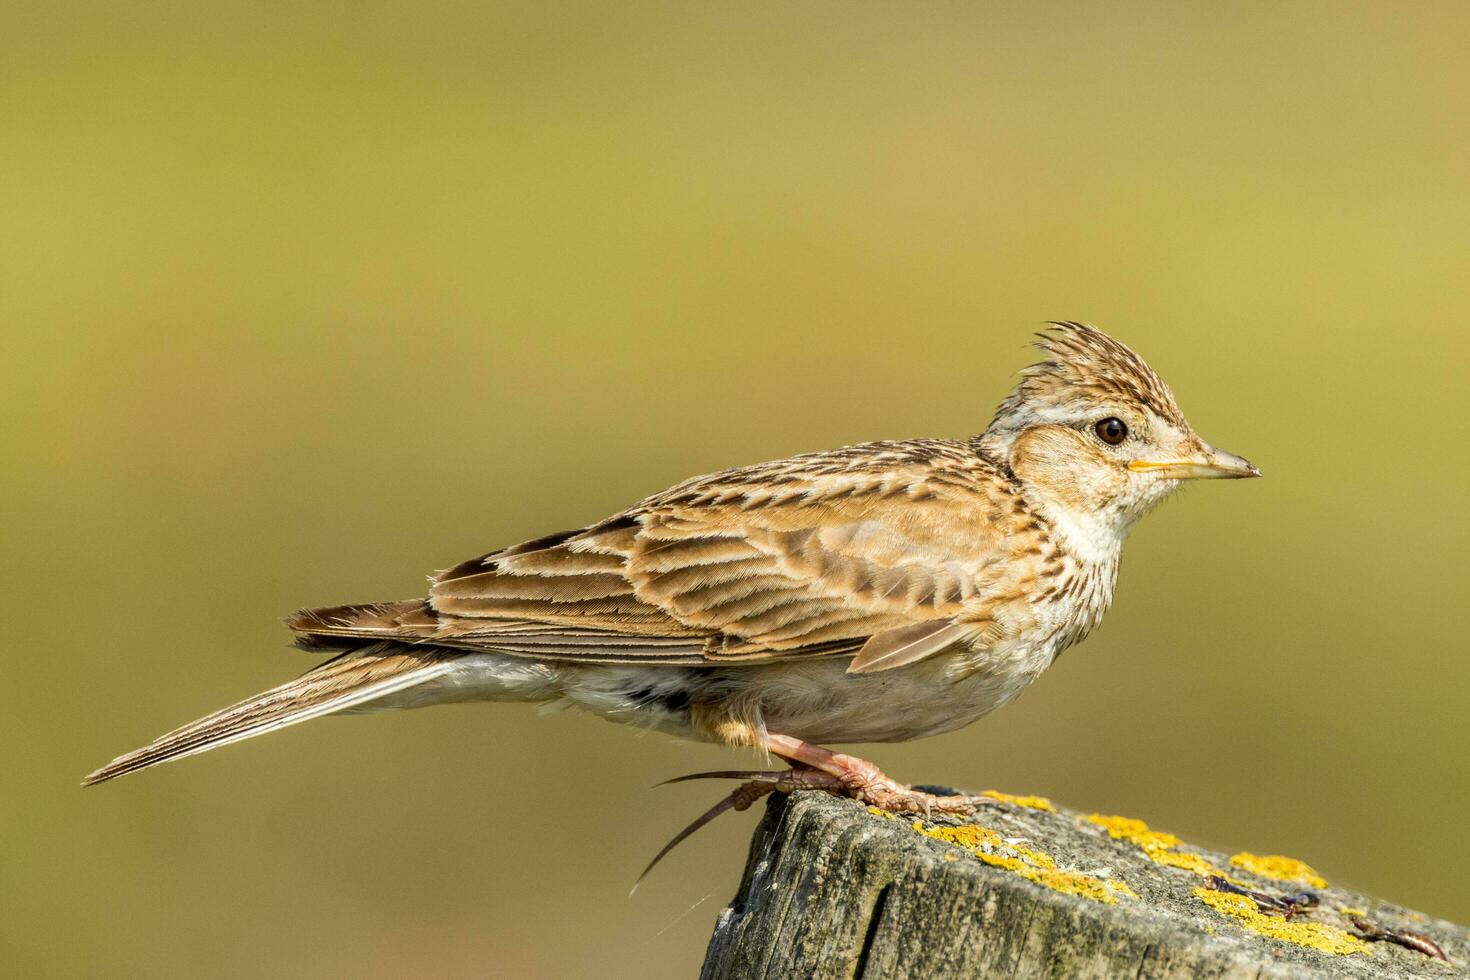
84 322 1259 871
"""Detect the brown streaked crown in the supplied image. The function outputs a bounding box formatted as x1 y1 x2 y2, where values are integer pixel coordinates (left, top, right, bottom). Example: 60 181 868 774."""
987 321 1187 434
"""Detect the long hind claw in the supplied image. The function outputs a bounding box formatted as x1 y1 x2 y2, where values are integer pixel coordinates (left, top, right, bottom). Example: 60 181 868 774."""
637 765 998 886
636 768 845 886
654 770 795 788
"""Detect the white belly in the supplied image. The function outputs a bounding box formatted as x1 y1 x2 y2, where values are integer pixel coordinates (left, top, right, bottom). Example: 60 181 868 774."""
746 646 1056 743
389 640 1059 746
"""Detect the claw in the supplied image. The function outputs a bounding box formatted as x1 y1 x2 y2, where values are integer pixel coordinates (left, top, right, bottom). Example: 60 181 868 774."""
635 778 784 887
636 741 999 888
654 770 789 788
636 766 852 888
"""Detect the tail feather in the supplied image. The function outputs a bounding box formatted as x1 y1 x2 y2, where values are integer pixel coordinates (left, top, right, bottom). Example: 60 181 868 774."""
83 643 459 786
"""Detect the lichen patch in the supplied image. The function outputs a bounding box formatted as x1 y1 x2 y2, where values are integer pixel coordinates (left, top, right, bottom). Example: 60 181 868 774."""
1193 888 1368 956
1086 814 1239 881
1230 852 1328 889
982 790 1056 811
912 820 1135 904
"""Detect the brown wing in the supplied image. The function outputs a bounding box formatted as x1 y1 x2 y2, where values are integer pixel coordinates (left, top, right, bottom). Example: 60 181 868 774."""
289 440 1028 669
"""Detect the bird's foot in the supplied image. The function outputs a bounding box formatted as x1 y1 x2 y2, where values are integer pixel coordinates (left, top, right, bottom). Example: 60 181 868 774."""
635 734 1002 885
833 763 991 816
637 763 995 884
761 732 994 816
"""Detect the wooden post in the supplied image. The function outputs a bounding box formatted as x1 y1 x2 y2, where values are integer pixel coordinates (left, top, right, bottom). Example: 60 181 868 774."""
701 790 1465 979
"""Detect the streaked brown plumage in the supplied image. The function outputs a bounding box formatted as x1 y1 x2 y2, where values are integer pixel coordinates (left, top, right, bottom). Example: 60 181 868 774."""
86 323 1259 852
296 437 1039 665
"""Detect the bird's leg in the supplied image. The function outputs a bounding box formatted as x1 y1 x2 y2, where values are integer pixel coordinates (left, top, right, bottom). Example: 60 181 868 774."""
637 734 993 881
638 735 995 883
761 733 993 815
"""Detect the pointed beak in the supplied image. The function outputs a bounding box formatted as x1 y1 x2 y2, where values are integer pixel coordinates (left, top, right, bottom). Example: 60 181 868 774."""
1127 445 1262 480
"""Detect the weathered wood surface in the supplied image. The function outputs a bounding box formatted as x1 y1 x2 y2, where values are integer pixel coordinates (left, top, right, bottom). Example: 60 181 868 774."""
701 790 1467 979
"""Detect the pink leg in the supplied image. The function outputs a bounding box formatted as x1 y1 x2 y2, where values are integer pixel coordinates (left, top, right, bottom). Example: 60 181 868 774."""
761 733 991 815
639 734 996 882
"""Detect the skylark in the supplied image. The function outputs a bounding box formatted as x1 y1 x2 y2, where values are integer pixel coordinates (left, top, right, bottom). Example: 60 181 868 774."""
86 323 1258 861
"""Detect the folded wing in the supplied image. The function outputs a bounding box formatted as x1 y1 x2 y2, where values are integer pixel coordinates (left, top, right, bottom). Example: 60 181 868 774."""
290 441 1022 671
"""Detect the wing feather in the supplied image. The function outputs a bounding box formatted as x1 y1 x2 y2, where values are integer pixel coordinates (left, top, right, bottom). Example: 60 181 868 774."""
289 440 1031 671
848 621 974 674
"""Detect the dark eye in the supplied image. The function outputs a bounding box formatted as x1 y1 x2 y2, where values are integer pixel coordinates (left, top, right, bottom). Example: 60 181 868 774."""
1094 417 1128 445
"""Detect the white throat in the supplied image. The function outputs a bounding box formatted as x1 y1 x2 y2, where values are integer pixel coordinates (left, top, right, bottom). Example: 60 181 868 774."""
1029 492 1127 568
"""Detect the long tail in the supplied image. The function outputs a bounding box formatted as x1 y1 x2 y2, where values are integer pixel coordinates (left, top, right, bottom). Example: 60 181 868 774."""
83 643 460 786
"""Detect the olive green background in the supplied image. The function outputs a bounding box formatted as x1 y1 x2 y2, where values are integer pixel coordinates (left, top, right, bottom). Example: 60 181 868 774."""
4 3 1467 977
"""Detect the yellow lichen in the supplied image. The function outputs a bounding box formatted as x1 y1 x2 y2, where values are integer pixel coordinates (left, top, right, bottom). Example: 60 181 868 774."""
1193 888 1368 955
1086 814 1240 881
1109 879 1140 899
982 790 1056 811
865 806 898 820
1090 814 1364 956
911 821 1135 904
1230 852 1328 889
1337 906 1367 917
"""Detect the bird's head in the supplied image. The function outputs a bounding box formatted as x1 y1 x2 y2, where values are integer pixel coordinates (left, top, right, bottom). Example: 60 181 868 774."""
977 322 1259 539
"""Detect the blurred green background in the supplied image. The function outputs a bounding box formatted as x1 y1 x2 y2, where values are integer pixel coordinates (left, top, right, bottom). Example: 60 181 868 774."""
4 2 1468 976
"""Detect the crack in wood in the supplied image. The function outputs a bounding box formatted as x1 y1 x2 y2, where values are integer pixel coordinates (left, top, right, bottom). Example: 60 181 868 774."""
852 882 893 979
